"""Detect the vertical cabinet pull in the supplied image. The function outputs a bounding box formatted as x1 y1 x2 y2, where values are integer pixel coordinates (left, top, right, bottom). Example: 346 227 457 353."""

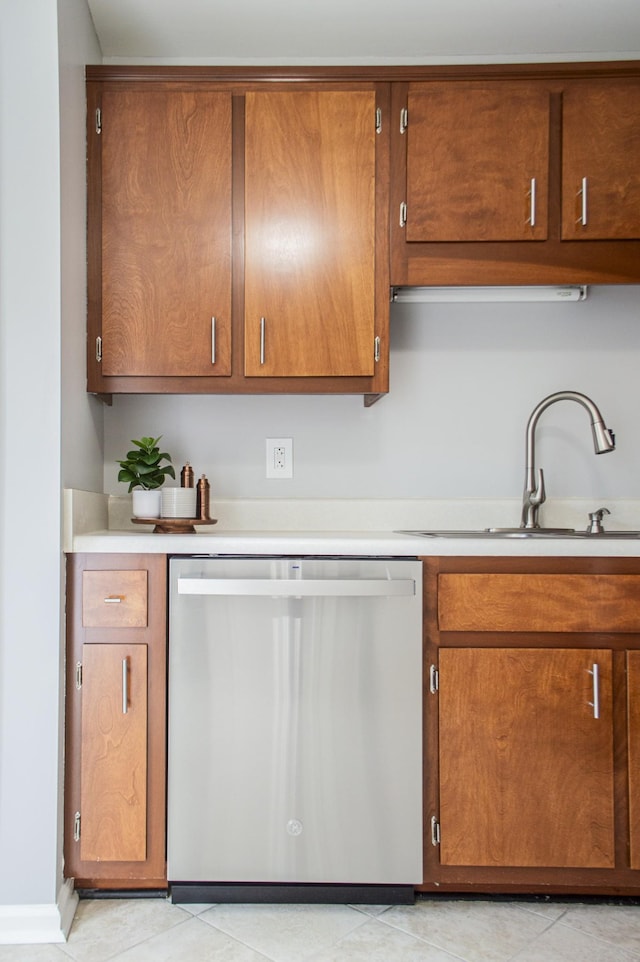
588 663 600 719
430 815 441 846
577 176 588 226
260 317 266 365
211 317 216 365
122 658 129 715
527 177 536 227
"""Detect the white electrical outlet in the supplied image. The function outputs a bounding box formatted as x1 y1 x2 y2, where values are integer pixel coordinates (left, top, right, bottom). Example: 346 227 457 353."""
266 438 293 479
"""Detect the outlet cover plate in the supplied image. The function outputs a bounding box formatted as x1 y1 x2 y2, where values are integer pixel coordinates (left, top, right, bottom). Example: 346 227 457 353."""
266 437 293 479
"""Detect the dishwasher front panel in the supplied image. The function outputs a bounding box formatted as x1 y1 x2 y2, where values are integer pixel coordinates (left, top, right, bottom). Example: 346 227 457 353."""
168 557 423 886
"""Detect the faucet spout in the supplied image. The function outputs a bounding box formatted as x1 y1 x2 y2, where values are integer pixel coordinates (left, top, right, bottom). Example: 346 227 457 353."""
520 390 615 529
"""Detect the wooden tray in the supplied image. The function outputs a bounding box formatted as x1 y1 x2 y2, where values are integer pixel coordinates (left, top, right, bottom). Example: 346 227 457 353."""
131 517 218 534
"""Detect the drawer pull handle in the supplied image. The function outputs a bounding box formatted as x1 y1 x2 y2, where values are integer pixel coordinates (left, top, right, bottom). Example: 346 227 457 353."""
122 658 129 714
104 595 123 604
588 663 600 719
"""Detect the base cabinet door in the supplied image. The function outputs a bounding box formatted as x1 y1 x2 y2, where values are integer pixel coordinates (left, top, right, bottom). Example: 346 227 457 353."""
628 651 640 869
65 554 167 889
79 644 148 864
438 647 615 869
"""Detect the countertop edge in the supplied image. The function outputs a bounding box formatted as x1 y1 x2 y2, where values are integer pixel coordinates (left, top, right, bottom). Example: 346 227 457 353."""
69 529 640 557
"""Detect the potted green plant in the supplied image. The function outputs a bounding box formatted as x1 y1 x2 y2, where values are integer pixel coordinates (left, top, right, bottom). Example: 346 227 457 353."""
118 435 175 518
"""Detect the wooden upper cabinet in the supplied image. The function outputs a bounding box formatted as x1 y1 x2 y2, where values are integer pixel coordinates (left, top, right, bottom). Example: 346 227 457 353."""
101 88 232 377
561 80 640 240
406 82 550 242
244 91 377 377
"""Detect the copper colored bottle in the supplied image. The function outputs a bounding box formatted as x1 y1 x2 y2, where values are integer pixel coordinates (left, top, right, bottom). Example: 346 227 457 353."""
196 474 210 520
180 462 194 487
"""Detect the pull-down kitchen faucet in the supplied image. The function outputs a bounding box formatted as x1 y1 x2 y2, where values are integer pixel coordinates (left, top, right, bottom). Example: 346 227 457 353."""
521 390 616 529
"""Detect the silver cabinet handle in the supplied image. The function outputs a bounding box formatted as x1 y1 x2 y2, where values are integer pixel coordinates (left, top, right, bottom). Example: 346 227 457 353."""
104 595 122 603
177 577 416 598
588 663 600 719
430 815 441 846
122 658 128 715
577 176 588 226
211 317 216 365
260 317 266 365
528 177 536 227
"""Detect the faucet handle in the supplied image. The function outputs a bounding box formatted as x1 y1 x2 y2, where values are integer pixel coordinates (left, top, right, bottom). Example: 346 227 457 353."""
531 467 546 506
587 507 611 534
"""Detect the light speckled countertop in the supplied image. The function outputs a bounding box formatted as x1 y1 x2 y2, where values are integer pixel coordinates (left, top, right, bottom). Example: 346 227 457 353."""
65 490 640 557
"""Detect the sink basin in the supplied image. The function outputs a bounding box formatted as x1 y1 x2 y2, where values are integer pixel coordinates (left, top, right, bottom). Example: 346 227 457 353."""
399 529 640 539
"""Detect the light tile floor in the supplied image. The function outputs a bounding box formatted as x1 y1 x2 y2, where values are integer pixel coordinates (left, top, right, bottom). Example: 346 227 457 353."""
1 897 640 962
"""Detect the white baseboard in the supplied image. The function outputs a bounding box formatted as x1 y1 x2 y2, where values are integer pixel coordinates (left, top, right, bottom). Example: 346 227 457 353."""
0 878 78 945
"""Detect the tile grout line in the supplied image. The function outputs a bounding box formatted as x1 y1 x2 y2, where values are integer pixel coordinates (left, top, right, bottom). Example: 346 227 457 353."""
554 918 640 959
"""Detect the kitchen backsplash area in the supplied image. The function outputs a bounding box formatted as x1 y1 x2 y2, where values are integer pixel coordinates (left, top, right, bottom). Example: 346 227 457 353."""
102 285 640 509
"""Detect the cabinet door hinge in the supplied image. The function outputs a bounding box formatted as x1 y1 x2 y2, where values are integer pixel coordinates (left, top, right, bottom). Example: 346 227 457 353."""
399 202 407 228
400 107 408 134
95 107 102 135
73 811 81 842
430 815 441 846
374 335 381 363
95 335 103 363
75 661 82 690
429 664 439 694
375 107 382 134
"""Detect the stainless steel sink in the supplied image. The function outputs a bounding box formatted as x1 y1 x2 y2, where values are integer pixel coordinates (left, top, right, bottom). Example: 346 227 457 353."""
399 528 640 539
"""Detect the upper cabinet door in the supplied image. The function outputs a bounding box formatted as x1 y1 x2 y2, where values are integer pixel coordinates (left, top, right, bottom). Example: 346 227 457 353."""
101 89 232 377
561 80 640 240
244 91 377 378
406 82 550 242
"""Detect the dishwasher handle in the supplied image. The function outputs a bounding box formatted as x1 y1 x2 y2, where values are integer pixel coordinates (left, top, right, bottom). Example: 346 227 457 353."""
177 577 416 598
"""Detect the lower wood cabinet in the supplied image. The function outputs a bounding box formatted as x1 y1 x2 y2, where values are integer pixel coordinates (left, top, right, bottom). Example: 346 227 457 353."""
422 556 640 895
64 553 167 889
628 651 640 870
438 647 614 869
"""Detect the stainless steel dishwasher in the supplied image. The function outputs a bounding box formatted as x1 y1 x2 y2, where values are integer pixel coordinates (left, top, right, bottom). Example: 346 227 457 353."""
167 555 423 904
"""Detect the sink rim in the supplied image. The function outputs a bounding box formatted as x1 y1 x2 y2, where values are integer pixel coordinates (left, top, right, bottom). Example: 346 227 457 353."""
397 528 640 540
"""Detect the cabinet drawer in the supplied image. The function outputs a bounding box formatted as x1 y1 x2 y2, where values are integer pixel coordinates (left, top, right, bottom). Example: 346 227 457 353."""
82 570 148 628
439 573 640 632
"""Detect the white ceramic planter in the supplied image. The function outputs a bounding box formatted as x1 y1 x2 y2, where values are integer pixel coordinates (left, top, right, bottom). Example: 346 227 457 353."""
132 489 162 518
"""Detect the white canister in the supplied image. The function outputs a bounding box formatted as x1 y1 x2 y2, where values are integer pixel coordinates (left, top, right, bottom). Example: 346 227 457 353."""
161 486 197 518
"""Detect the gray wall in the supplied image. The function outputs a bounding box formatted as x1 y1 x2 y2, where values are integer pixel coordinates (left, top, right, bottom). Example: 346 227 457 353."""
0 0 100 911
0 0 64 906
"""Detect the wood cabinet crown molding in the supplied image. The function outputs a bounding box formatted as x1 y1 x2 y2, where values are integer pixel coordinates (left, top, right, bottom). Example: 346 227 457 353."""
86 61 640 84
